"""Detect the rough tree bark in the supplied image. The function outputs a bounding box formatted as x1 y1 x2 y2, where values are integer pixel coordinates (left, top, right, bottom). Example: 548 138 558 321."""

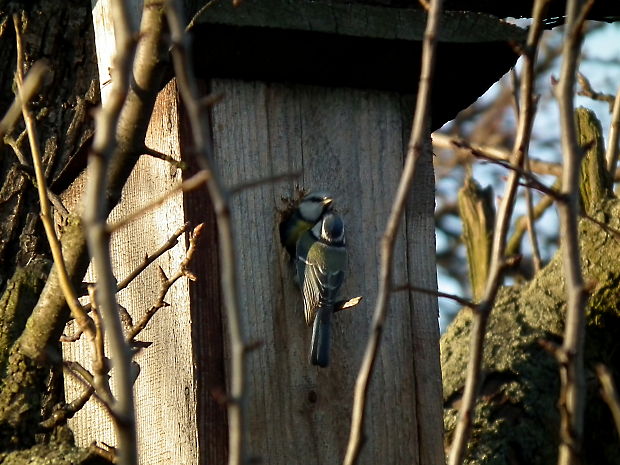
0 1 100 462
442 108 620 465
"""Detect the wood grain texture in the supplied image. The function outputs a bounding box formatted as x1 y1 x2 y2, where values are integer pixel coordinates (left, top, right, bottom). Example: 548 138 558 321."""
209 79 443 464
62 80 199 465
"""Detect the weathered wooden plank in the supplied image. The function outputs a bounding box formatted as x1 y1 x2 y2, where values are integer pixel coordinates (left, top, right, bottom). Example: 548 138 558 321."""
209 79 442 464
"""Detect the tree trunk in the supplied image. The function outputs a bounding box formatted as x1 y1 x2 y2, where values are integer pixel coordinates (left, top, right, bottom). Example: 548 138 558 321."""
442 110 620 465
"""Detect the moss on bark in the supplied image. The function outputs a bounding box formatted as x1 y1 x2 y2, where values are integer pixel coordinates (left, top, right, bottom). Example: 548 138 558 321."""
442 199 620 465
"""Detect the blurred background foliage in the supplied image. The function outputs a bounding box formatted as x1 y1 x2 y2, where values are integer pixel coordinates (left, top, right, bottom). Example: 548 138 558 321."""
433 21 620 330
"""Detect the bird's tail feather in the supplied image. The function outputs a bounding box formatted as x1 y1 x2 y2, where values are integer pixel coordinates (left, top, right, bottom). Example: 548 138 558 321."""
310 306 331 367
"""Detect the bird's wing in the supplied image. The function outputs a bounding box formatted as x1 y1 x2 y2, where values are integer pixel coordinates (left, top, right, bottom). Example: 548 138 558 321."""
300 259 344 326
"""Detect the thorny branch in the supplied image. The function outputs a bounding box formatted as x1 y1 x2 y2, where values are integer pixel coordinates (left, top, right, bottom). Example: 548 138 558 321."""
117 222 191 292
127 223 203 341
447 1 550 464
343 0 443 464
165 3 247 465
61 223 192 343
555 1 593 464
83 1 139 464
40 384 94 430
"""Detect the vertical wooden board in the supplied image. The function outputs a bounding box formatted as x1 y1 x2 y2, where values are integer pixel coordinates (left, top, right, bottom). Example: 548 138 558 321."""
62 81 199 464
210 79 431 464
404 120 445 464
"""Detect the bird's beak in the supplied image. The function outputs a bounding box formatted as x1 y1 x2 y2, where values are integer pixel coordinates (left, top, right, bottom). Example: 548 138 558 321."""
322 198 334 207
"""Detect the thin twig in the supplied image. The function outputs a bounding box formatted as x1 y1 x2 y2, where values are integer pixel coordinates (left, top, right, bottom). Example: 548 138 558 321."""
506 184 557 257
510 68 541 272
343 1 443 464
186 0 217 32
555 1 593 464
581 211 620 241
142 145 188 171
433 133 562 176
523 156 543 272
0 60 47 140
5 137 70 218
89 443 117 464
116 222 190 292
433 133 620 182
165 4 247 465
513 76 544 272
12 16 95 339
89 286 113 404
577 72 615 109
605 86 620 175
393 284 477 310
40 384 94 429
472 144 562 199
106 170 209 233
447 2 550 464
60 329 84 343
595 364 620 437
83 1 139 464
229 171 301 195
127 223 203 341
63 361 113 416
447 136 561 197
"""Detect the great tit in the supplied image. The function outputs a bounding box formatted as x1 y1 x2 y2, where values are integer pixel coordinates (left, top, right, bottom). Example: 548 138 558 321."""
279 192 333 259
295 212 347 367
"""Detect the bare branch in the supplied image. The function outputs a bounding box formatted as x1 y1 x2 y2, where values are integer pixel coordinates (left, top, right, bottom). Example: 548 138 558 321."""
89 443 117 464
89 286 113 404
577 72 615 109
595 364 620 437
106 171 209 233
581 211 620 242
433 132 561 176
0 60 47 139
63 361 113 416
555 1 593 464
229 171 302 195
344 1 443 463
186 0 217 32
165 4 248 464
511 74 544 272
443 136 562 199
142 145 188 171
523 157 543 272
83 1 139 463
605 86 620 175
126 223 203 341
12 15 95 340
40 385 94 430
506 184 557 257
5 137 70 218
448 2 551 464
116 222 191 292
393 284 477 310
434 132 620 183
